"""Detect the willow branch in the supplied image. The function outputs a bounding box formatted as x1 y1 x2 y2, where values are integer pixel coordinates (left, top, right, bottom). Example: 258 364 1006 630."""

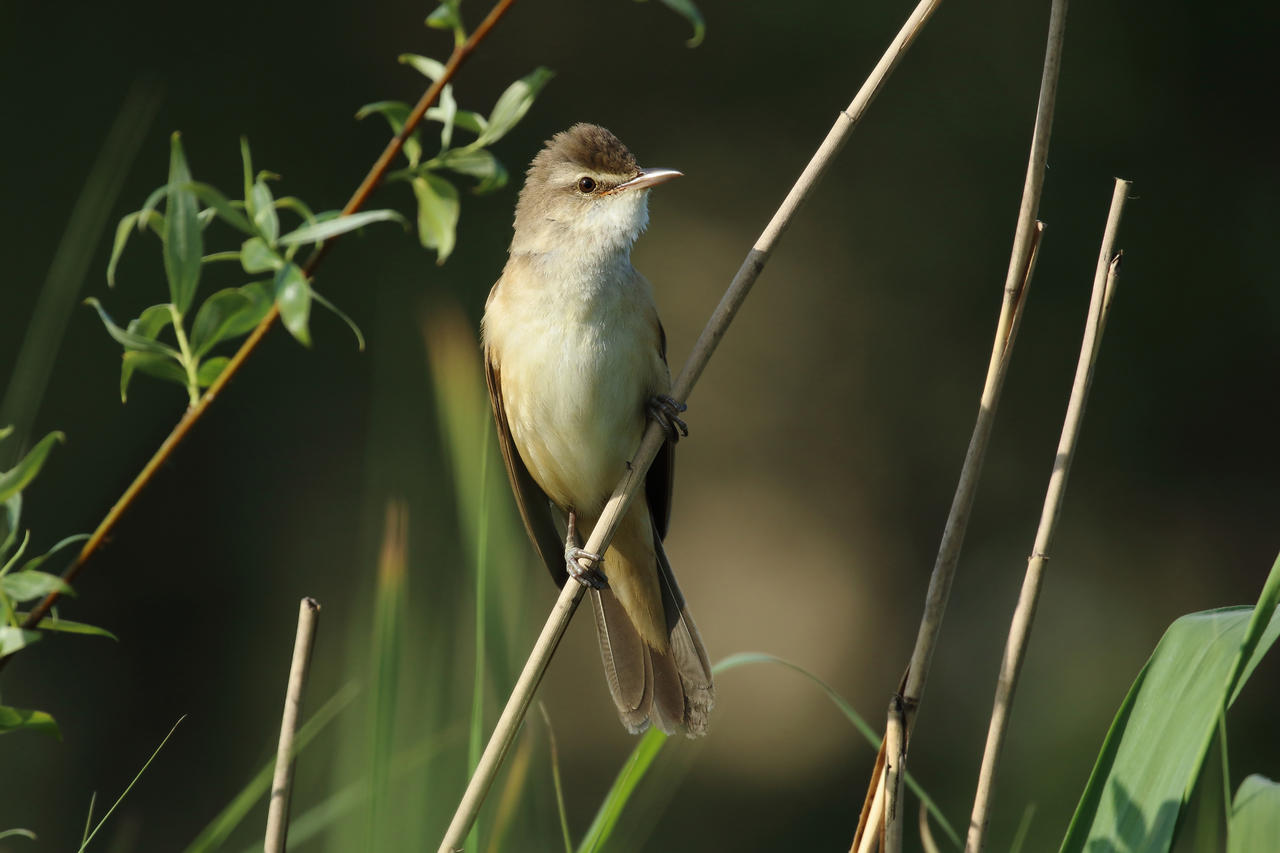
438 1 948 849
965 178 1128 853
265 597 321 853
13 0 520 642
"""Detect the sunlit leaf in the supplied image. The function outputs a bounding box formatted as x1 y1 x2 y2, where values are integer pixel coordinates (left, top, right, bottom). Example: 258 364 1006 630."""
197 357 231 388
240 236 283 275
20 615 116 640
1229 775 1280 853
86 299 180 358
120 351 188 401
433 148 507 193
276 209 406 247
163 133 203 315
1 570 74 602
251 179 278 244
0 432 64 504
411 174 459 263
0 626 41 657
274 263 312 346
438 83 458 149
477 67 554 147
399 53 446 81
425 2 461 33
184 182 255 235
0 705 59 739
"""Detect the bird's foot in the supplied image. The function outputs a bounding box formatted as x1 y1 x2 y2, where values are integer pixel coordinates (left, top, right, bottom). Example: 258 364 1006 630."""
565 509 608 589
647 394 689 442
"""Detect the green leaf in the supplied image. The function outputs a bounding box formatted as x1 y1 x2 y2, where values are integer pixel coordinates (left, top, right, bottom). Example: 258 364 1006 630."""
1 570 74 602
121 351 188 401
273 196 317 226
0 432 64 504
274 263 312 346
21 615 116 640
240 137 254 210
86 298 180 358
127 303 174 341
399 53 446 81
310 289 365 351
425 3 461 32
163 133 203 314
251 179 278 244
1062 553 1280 853
191 290 250 356
0 828 38 841
432 148 507 193
652 0 705 47
19 533 88 575
476 67 554 147
240 236 283 274
78 717 184 852
276 209 406 247
411 174 460 263
356 100 422 167
1 494 21 559
107 211 142 287
0 705 59 739
184 182 256 235
578 727 667 853
1229 775 1280 853
197 357 230 388
437 83 458 149
0 626 41 656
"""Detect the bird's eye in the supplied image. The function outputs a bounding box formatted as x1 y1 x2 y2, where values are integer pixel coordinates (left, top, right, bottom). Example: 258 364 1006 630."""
577 176 597 194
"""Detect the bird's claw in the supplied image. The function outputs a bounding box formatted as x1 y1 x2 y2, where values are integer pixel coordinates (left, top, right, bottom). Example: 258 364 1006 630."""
565 546 608 589
647 394 689 442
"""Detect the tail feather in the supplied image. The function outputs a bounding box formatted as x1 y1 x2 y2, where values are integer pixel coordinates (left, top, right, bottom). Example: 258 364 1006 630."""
590 589 652 734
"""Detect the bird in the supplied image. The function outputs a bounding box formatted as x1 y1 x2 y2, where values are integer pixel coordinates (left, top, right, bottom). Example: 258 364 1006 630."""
481 123 714 736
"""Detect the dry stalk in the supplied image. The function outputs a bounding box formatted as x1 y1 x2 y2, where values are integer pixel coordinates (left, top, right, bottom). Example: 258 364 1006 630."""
965 178 1129 852
853 0 1069 844
265 597 321 853
437 1 949 849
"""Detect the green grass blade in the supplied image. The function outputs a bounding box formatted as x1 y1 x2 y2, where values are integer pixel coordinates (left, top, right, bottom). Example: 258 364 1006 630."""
79 716 184 852
184 682 358 853
1228 775 1280 853
1061 553 1280 853
368 502 408 853
577 727 668 853
538 704 573 853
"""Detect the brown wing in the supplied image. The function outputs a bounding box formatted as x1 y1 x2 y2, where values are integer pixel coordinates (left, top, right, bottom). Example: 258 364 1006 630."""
484 345 568 586
646 320 676 541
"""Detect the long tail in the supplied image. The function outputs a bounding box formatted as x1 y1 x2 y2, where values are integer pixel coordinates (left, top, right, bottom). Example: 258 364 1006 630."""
590 536 714 736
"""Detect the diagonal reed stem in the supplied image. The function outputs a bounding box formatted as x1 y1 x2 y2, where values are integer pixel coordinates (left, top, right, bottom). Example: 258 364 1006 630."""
265 597 322 853
437 1 948 849
11 0 521 647
964 178 1129 853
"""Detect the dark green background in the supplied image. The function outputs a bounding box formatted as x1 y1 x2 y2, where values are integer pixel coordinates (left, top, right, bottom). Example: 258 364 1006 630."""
2 0 1278 850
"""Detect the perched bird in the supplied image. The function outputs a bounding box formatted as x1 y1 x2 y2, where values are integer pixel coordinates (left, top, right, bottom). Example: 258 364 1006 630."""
482 124 714 736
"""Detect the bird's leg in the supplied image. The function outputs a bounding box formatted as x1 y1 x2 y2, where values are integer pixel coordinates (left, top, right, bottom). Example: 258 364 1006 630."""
565 509 608 589
647 394 689 442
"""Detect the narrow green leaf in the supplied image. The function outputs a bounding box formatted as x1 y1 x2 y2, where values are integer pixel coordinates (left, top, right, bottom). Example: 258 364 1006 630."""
127 303 174 341
121 351 188 401
274 263 312 346
1 570 74 602
190 290 251 356
0 432 64 504
0 529 28 576
21 615 116 640
1 494 21 559
578 728 667 853
427 108 486 136
18 532 88 575
78 717 185 853
273 196 317 226
240 236 283 274
477 67 554 146
652 0 706 47
0 705 59 739
0 828 38 841
437 83 458 149
239 137 255 213
355 100 410 128
196 357 230 388
107 212 141 287
163 133 203 314
432 148 508 193
0 626 41 656
310 289 365 351
251 179 278 244
184 182 256 235
86 298 180 358
398 53 446 81
276 209 406 247
1228 775 1280 853
411 175 459 263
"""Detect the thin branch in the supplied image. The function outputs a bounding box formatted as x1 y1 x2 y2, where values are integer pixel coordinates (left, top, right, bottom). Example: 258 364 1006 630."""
852 0 1069 842
437 1 948 850
883 696 907 853
13 0 521 641
965 179 1129 853
265 597 321 853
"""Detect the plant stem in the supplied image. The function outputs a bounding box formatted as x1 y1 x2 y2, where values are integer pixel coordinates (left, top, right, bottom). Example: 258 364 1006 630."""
965 179 1128 853
9 0 521 648
437 1 948 849
265 597 322 853
167 304 201 407
854 0 1069 844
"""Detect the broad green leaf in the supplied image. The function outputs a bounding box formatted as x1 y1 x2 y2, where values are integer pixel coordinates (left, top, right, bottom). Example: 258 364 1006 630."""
18 533 88 575
1 570 74 602
86 298 180 358
240 236 283 274
433 148 507 193
411 174 459 263
121 351 188 401
399 53 446 81
197 357 230 388
310 289 365 351
477 67 554 146
127 303 174 341
653 0 706 47
21 615 116 640
1061 553 1280 853
191 289 251 356
1228 775 1280 853
251 179 278 244
184 182 255 234
163 133 203 314
274 263 312 346
0 626 41 656
0 705 59 739
0 432 63 504
276 209 405 246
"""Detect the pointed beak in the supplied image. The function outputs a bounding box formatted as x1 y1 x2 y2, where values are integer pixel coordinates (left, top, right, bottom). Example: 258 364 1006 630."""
611 167 683 193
